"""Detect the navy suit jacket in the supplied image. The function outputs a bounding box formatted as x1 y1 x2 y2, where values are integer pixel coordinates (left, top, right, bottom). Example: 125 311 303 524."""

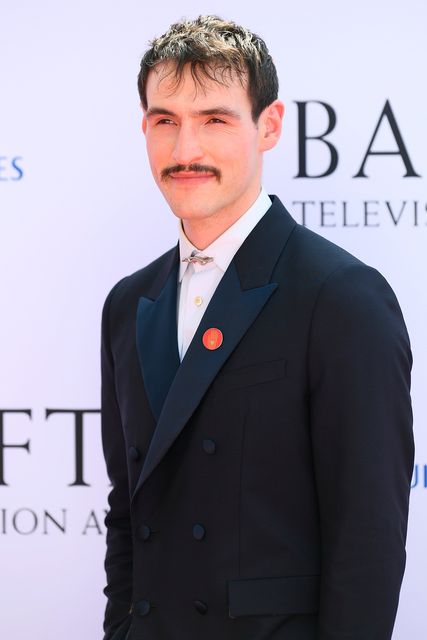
101 196 414 640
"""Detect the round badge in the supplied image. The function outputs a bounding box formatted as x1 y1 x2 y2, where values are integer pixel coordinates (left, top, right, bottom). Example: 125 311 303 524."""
202 327 223 350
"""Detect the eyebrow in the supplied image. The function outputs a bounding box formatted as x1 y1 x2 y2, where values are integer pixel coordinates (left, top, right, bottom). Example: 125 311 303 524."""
145 106 241 120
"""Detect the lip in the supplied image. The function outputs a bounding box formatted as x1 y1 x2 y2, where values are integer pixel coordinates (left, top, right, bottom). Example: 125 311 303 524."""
168 172 216 183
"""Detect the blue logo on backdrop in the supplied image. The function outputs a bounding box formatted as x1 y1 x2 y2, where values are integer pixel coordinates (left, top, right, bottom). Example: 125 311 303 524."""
0 156 23 181
411 464 427 489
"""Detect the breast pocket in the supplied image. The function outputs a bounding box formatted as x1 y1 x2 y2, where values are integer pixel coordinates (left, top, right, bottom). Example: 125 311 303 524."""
217 358 287 391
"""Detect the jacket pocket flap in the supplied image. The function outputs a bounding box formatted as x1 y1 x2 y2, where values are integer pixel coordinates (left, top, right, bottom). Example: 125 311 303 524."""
228 575 320 618
219 358 287 390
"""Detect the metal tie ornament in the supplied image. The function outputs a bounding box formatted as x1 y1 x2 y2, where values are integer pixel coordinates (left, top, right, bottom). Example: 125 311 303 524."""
182 249 214 266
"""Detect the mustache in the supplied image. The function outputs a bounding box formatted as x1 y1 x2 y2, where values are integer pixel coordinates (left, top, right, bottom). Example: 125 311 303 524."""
161 163 221 181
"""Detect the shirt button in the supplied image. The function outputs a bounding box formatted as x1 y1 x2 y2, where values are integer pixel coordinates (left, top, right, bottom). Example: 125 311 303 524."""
194 600 208 614
192 523 206 540
194 295 203 306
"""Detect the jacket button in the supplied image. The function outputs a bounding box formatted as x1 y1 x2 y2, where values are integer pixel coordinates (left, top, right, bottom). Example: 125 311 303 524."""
192 523 206 540
202 439 216 454
129 446 140 461
138 524 151 541
134 599 151 616
194 600 208 614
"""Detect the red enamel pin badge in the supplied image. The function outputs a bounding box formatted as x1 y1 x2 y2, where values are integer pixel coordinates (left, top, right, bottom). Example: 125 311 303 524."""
202 327 223 350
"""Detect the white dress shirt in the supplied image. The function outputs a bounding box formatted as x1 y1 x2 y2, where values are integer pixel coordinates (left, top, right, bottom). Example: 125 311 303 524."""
177 188 272 361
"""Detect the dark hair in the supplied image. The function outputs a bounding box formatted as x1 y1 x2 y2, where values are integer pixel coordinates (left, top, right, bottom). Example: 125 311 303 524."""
137 15 279 122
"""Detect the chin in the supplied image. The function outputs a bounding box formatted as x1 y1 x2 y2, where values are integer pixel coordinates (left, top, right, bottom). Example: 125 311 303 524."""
170 206 212 221
163 196 214 221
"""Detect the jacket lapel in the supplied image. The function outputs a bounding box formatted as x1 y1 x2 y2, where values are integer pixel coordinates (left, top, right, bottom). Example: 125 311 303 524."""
133 196 296 500
136 247 180 422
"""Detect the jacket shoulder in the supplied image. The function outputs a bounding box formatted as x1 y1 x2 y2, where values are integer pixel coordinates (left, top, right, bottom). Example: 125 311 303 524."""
271 195 368 280
288 222 366 276
286 222 404 320
101 245 177 323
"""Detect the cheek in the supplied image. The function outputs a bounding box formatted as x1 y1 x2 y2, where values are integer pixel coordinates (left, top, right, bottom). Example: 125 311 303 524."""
224 142 259 181
218 131 258 163
146 139 167 177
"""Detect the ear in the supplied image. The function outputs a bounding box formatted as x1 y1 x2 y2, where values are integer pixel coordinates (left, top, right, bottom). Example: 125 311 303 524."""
258 99 285 152
142 111 147 135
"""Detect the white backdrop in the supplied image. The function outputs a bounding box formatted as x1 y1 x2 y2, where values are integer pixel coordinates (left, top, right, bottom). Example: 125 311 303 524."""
0 1 425 638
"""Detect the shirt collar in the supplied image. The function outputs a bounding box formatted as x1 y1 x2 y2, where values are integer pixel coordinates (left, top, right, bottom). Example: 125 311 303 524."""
178 187 272 282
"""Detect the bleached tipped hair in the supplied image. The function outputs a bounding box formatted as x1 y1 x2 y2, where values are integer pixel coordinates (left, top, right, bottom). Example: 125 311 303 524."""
137 15 279 122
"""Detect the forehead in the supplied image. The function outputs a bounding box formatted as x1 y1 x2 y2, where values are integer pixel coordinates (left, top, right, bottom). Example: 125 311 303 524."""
145 60 250 108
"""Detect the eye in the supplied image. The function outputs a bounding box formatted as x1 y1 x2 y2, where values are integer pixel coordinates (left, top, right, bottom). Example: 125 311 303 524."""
156 118 176 125
207 117 226 124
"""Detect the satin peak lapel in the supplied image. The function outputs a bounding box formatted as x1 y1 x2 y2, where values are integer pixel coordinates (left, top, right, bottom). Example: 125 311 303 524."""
132 265 277 499
132 196 296 500
136 258 180 423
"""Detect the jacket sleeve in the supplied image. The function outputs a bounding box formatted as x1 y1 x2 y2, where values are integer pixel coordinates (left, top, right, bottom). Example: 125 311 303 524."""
308 263 414 640
100 280 133 640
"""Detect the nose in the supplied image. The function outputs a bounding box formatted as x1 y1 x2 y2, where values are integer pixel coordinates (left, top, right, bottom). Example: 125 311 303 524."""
172 122 204 166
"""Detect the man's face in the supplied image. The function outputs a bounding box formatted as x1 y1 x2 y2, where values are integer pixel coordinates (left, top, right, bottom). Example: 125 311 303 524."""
142 62 269 225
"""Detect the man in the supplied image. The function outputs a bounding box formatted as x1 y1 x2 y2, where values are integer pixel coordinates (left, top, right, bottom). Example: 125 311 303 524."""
101 15 414 640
